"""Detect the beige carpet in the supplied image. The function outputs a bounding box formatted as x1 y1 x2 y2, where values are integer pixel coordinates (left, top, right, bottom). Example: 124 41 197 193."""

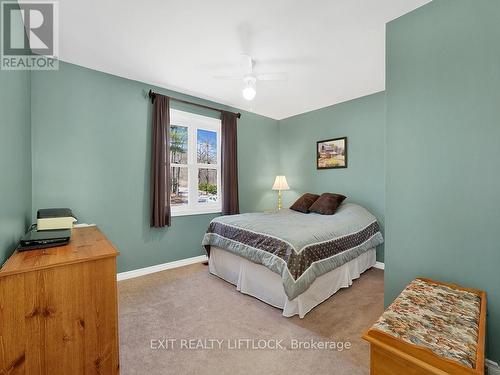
118 263 384 375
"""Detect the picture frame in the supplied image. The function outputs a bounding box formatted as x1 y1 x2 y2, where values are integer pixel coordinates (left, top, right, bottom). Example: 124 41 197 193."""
316 137 348 169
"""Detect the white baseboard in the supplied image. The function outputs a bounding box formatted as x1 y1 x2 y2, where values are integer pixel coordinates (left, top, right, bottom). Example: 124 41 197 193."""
486 359 500 375
119 255 382 280
117 255 208 281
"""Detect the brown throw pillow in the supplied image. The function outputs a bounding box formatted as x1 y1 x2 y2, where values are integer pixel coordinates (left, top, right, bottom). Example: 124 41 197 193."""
290 193 320 213
308 193 347 215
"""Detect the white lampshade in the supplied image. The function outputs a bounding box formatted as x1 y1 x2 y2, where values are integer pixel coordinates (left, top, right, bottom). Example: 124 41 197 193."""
272 175 290 191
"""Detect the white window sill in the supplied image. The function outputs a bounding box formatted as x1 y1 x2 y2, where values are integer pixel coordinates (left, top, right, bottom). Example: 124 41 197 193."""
171 208 221 217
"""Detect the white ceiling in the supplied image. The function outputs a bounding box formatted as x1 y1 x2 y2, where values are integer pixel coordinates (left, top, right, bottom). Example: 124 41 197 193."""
59 0 431 120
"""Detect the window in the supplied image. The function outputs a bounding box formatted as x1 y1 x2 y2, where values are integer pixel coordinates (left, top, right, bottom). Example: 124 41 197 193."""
169 109 221 216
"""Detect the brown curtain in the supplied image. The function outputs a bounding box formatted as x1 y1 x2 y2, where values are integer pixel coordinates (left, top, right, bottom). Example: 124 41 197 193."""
150 95 171 227
221 111 239 215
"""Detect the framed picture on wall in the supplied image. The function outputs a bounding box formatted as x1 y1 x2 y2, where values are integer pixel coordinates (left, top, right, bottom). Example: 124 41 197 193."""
317 137 348 169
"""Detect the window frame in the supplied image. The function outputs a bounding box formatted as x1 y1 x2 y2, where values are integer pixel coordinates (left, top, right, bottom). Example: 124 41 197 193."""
169 109 221 217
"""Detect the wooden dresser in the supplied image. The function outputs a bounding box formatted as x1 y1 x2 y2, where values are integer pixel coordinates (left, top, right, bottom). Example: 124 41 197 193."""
0 226 120 374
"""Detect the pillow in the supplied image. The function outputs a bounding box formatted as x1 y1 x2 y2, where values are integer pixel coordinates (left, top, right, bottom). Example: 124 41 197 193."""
308 193 347 215
290 193 320 213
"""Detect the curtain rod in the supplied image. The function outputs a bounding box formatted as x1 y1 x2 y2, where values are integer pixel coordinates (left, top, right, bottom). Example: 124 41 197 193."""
148 90 241 119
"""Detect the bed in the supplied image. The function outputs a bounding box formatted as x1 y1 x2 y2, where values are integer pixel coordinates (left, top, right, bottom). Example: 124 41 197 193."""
202 203 384 318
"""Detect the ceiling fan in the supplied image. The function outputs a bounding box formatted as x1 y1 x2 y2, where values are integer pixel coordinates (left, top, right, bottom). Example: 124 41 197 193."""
213 55 287 101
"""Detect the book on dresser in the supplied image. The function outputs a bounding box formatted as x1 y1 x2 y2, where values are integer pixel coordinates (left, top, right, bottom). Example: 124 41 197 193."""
0 226 120 374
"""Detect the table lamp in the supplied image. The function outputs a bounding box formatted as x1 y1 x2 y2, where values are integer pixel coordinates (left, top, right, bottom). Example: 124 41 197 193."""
272 175 290 210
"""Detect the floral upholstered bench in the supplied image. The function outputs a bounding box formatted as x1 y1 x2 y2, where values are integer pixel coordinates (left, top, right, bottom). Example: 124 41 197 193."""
363 278 486 375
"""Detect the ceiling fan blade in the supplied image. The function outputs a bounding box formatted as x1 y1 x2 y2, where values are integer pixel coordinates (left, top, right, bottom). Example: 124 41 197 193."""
256 73 288 81
213 75 242 80
199 62 241 70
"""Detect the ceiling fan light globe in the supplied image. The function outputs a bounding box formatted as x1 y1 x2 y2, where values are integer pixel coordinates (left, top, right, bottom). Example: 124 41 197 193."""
242 86 256 100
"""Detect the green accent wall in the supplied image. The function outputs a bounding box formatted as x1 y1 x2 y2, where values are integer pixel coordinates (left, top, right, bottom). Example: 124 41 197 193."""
0 24 32 266
278 92 386 261
31 62 278 273
385 0 500 361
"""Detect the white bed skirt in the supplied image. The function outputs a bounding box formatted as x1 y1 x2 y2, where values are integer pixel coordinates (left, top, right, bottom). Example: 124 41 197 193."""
208 246 376 318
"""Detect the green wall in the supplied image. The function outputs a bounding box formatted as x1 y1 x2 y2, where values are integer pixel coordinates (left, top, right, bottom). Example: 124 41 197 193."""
0 23 32 266
385 0 500 361
31 62 278 273
278 92 386 261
